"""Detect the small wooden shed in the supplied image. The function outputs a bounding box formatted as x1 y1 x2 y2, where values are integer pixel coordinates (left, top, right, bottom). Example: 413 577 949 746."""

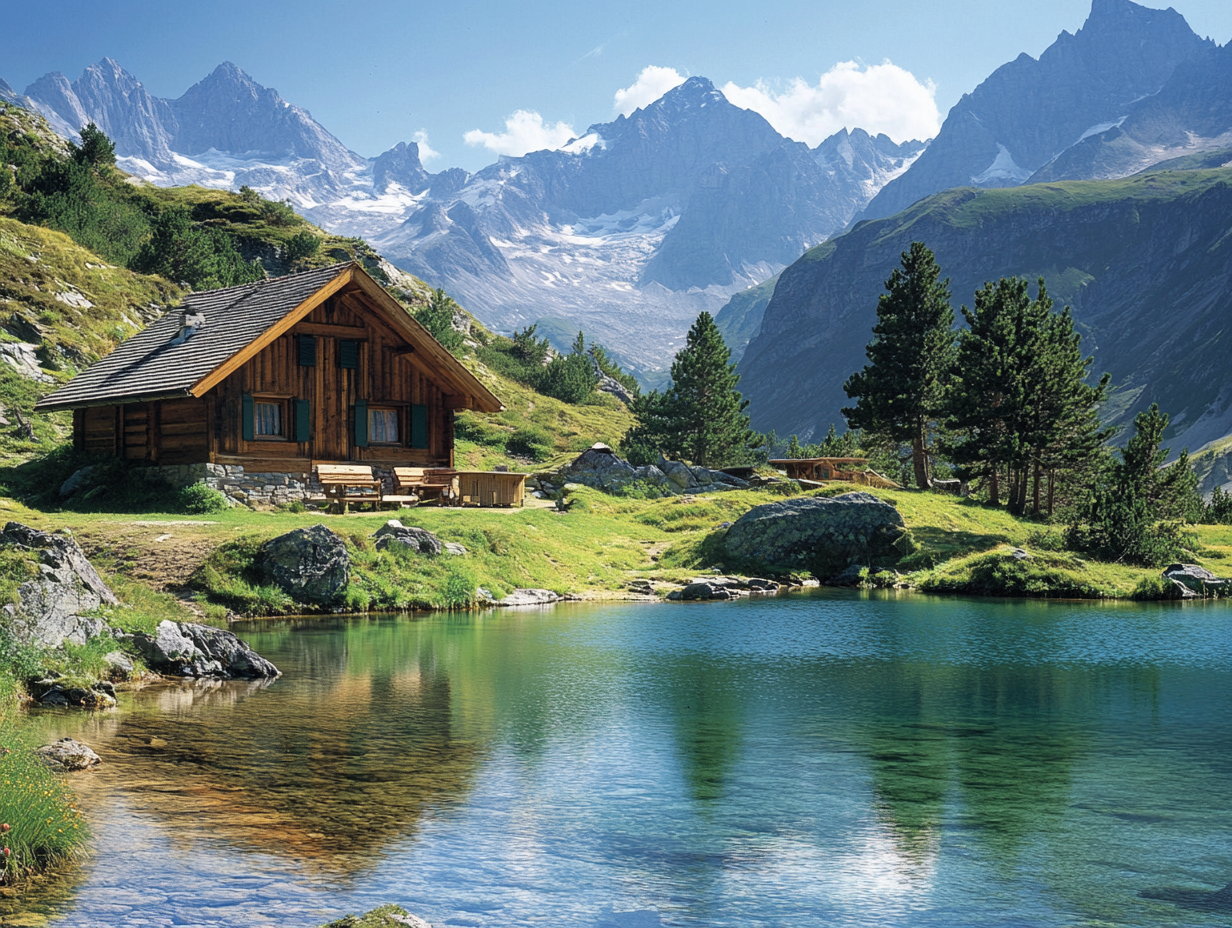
35 262 502 473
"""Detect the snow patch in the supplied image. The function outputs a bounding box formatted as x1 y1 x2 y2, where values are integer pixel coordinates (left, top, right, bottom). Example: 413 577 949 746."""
971 144 1033 185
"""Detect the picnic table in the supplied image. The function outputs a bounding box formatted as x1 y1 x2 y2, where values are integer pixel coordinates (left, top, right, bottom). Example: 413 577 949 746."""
390 467 459 506
315 464 382 513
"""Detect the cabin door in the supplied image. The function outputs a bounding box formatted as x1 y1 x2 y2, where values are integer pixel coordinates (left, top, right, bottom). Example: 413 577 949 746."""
314 337 355 461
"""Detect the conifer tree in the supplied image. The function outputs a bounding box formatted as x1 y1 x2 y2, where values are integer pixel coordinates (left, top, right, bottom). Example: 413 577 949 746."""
945 277 1110 515
623 312 756 467
842 242 955 488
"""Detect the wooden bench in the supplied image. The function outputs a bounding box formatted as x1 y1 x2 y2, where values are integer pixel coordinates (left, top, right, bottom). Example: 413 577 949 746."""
390 467 459 507
315 464 382 513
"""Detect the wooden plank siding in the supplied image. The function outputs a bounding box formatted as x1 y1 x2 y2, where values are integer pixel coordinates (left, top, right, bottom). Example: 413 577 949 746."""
70 286 457 470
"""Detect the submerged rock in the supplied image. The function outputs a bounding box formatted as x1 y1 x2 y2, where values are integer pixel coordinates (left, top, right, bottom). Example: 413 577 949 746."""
37 738 101 771
321 904 434 927
125 620 280 679
260 524 350 604
724 492 907 577
0 522 118 648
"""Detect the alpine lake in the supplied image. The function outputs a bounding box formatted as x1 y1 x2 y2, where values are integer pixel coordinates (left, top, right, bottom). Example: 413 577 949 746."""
4 589 1232 927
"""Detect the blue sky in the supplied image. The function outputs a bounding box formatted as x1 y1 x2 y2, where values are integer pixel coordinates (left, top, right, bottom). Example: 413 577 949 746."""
4 0 1230 171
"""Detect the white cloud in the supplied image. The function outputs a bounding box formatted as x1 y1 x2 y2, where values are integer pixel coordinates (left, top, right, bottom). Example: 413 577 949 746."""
463 110 578 157
413 129 440 163
613 66 687 116
720 60 940 146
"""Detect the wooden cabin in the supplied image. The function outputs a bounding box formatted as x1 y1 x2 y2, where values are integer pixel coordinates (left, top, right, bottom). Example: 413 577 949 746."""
770 457 869 482
35 263 502 478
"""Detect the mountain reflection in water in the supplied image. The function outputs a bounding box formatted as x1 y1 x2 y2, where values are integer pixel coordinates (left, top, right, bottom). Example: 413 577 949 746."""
5 592 1232 928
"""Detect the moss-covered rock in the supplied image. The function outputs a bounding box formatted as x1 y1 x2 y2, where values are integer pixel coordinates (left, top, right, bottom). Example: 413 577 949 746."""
723 491 907 578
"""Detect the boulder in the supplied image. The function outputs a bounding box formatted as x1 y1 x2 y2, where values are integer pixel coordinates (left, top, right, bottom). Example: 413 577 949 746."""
372 520 444 555
659 457 698 491
37 738 100 771
558 443 640 492
497 589 562 606
0 522 118 648
58 465 98 497
678 581 734 601
260 524 350 604
1162 563 1227 597
125 620 280 678
723 492 907 577
30 678 116 709
443 542 468 557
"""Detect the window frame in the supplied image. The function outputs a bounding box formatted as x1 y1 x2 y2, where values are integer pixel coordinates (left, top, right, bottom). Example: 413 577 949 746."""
366 405 403 446
251 395 291 442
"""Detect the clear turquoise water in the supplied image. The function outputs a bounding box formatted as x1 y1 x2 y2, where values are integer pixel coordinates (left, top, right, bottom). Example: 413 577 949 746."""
8 590 1232 927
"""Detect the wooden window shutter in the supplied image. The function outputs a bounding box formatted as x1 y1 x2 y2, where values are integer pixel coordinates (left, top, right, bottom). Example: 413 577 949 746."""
242 393 254 441
339 339 359 370
295 399 311 442
298 335 317 366
410 403 429 449
353 399 368 447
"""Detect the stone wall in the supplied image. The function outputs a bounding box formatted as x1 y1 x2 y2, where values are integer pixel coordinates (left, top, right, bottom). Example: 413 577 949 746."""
139 463 320 509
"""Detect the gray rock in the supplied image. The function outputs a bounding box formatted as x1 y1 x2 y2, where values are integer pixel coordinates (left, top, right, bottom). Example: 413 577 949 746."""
0 522 118 648
558 443 640 492
126 620 280 678
444 542 468 556
37 738 100 771
678 581 733 601
745 577 780 592
724 492 907 576
0 341 53 383
1011 547 1032 560
497 588 562 606
1162 563 1227 597
827 564 868 587
58 465 98 497
659 457 698 490
103 650 134 676
373 520 444 555
259 524 350 604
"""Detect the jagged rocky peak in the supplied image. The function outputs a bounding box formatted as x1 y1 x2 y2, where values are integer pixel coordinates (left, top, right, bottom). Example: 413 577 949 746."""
24 59 176 162
859 0 1211 222
169 61 361 170
372 140 430 193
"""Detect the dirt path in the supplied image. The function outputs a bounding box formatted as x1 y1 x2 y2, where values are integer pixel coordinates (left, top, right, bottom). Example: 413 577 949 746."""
76 522 221 591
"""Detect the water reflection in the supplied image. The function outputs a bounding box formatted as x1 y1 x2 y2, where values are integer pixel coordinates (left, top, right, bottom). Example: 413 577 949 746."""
5 593 1232 927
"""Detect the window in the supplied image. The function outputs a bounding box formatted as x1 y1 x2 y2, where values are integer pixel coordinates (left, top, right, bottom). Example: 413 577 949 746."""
255 401 285 439
369 407 400 444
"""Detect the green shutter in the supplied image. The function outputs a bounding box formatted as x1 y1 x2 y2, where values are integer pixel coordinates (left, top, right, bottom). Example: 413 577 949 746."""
295 399 311 442
354 399 368 448
242 393 254 441
339 340 359 370
410 403 429 449
298 335 316 366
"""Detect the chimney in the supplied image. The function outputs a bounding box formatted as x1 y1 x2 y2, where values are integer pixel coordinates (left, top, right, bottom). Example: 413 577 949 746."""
169 309 206 346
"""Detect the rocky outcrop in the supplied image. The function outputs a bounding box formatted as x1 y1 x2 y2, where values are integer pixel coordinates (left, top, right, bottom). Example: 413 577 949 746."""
260 524 350 605
372 521 444 555
555 444 749 496
496 589 561 607
30 676 116 709
723 492 906 577
321 905 434 928
665 576 782 601
123 620 280 678
1162 563 1228 598
0 342 53 382
37 738 101 771
0 522 118 648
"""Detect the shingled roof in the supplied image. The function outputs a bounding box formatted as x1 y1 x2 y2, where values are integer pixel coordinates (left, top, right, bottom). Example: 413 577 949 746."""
35 262 502 413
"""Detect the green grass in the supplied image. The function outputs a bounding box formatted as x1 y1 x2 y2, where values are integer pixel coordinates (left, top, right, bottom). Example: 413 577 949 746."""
0 722 89 884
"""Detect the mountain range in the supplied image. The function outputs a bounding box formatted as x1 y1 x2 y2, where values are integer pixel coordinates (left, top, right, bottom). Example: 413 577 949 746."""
0 62 922 380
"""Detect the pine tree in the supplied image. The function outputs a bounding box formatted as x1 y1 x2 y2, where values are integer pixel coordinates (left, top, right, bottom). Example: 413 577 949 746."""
416 288 465 354
944 276 1110 515
842 242 955 488
623 312 756 467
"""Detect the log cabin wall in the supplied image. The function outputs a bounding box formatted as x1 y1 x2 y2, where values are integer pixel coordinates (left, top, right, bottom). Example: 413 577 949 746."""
209 291 453 468
73 398 209 464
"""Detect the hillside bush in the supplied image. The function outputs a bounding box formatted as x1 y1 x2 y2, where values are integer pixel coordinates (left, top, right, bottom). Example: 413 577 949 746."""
506 426 553 461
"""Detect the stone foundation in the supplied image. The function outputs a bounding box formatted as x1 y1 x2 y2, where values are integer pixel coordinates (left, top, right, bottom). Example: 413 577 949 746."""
138 463 422 509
